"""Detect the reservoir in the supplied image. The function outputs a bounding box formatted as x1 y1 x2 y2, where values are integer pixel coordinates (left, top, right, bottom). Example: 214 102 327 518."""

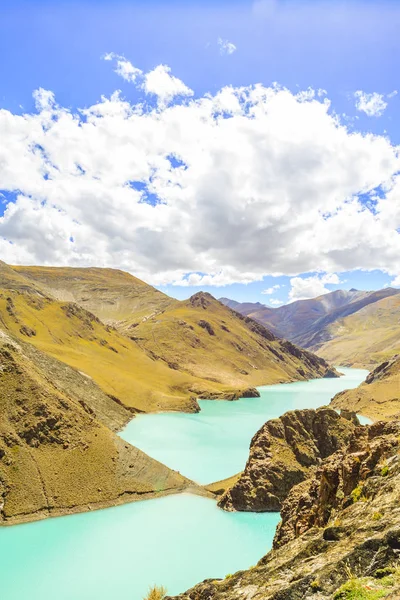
0 368 367 599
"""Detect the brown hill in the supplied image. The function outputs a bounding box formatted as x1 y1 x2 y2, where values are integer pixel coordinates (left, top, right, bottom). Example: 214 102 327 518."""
220 288 400 368
331 354 400 421
311 294 400 367
3 265 337 408
0 330 190 525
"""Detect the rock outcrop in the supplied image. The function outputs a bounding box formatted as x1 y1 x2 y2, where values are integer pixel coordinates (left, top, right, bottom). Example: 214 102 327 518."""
218 407 357 512
170 420 400 600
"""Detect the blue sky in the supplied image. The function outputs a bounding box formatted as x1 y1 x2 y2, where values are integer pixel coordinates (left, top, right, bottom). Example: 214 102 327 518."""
0 0 399 305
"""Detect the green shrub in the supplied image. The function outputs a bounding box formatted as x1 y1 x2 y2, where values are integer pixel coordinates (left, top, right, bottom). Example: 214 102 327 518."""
372 512 383 521
333 578 390 599
381 465 389 477
350 486 363 503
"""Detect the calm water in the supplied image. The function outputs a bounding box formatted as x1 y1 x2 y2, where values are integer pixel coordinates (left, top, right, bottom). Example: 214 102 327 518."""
0 367 367 599
122 367 368 483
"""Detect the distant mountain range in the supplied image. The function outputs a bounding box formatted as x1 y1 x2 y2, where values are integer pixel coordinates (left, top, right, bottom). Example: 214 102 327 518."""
220 287 400 367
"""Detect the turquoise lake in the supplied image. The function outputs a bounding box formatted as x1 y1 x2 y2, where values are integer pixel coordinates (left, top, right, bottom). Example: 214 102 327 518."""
0 367 368 599
121 367 369 483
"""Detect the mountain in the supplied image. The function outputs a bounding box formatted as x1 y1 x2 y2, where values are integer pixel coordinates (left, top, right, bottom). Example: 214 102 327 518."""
220 287 400 367
13 265 175 326
311 293 400 367
169 418 400 600
4 264 337 406
331 354 400 421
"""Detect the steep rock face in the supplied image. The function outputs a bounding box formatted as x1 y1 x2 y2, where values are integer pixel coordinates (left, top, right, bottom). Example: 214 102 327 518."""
218 407 356 512
170 421 400 600
275 420 400 548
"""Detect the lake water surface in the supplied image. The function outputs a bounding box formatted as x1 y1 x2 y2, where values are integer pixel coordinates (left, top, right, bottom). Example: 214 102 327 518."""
0 367 367 599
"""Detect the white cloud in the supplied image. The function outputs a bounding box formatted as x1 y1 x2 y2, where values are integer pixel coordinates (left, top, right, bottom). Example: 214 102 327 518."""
388 90 398 99
103 53 143 83
261 284 281 295
103 55 193 107
172 270 264 287
142 64 193 107
269 298 284 306
218 38 237 55
354 91 387 117
391 275 400 287
289 274 341 302
1 61 400 287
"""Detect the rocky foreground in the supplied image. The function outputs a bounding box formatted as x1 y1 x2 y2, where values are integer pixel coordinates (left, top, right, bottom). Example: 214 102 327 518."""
170 419 400 599
218 407 357 512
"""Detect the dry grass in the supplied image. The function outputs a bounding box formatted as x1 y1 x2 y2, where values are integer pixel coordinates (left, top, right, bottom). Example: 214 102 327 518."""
143 585 167 600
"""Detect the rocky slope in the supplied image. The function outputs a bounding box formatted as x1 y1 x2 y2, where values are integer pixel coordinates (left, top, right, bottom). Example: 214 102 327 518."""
331 355 400 421
217 407 356 512
1 263 337 413
0 331 191 525
169 420 400 600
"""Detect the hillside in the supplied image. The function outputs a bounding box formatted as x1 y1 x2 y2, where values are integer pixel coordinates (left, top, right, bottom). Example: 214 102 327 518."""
170 420 400 600
220 288 400 368
219 289 370 339
310 293 400 367
331 355 400 421
0 329 191 525
1 264 337 409
126 292 338 394
13 264 176 325
0 263 200 413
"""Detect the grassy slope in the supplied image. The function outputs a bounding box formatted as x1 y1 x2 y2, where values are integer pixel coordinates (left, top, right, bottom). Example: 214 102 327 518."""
128 292 335 391
0 290 201 413
331 355 400 421
0 331 190 525
315 295 400 368
13 264 176 323
7 265 334 400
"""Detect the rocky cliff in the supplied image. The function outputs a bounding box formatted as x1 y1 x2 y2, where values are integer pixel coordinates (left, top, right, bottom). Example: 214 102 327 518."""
218 407 356 512
170 420 400 600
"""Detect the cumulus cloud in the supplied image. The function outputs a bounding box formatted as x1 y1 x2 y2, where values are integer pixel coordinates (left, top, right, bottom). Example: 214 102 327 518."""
289 274 341 302
354 91 388 117
103 53 143 83
103 55 193 107
1 60 400 286
391 275 400 287
261 284 281 295
142 64 193 107
218 38 237 55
